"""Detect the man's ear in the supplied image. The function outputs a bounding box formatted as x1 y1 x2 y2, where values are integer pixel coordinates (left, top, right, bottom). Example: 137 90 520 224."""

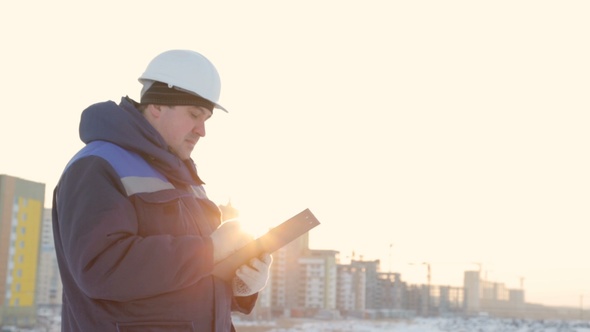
147 104 162 119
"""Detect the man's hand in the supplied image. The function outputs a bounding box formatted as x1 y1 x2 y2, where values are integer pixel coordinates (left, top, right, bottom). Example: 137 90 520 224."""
232 253 273 297
210 220 253 263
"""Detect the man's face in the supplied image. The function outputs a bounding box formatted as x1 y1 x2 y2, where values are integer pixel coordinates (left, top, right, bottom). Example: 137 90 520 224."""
150 105 212 160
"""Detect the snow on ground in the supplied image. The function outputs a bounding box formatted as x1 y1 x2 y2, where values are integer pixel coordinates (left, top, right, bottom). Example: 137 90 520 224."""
235 317 590 332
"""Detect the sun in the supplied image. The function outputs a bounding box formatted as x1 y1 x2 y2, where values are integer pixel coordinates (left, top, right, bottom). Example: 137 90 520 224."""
218 198 276 238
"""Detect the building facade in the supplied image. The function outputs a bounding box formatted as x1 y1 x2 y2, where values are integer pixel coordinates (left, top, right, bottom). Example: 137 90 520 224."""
350 259 381 310
336 264 366 315
0 175 45 327
269 231 311 317
298 250 338 312
464 270 481 313
36 208 62 313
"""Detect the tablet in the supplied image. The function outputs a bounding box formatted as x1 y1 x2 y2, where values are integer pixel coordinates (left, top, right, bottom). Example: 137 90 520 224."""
212 208 321 281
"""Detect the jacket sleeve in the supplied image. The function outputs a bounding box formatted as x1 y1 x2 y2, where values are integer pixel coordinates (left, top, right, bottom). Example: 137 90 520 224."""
54 156 215 302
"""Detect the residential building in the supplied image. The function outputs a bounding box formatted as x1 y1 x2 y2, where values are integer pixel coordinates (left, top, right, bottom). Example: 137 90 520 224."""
336 264 366 315
36 208 62 314
376 272 404 310
0 175 45 327
269 231 310 317
436 285 464 315
298 250 338 313
350 259 381 309
464 270 481 313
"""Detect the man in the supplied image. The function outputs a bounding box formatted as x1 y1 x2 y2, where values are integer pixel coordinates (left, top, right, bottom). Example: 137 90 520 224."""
52 50 272 331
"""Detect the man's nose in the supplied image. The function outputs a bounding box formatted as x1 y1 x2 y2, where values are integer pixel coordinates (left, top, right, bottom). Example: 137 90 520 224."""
193 121 206 137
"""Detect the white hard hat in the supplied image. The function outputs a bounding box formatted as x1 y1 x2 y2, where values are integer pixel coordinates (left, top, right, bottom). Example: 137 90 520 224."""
139 50 227 112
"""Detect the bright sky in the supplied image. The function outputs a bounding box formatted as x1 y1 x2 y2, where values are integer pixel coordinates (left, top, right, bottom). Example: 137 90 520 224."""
2 1 589 308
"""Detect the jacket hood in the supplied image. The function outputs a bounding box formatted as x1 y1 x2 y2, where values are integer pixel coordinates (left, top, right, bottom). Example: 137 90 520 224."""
79 97 203 186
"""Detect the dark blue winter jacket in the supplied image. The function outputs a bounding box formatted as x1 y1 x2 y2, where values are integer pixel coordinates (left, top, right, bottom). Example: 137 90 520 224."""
52 97 256 331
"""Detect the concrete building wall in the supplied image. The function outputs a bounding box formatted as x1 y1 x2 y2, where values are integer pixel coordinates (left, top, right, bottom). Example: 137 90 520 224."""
0 174 45 327
298 250 338 313
269 232 311 316
337 264 367 314
36 208 62 308
464 270 481 313
299 257 325 308
351 259 380 309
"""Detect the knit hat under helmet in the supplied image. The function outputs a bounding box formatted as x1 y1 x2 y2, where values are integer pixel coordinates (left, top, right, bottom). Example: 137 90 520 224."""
140 81 215 112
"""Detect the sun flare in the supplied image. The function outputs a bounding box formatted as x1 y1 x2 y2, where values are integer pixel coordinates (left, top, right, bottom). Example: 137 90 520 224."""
219 199 276 239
